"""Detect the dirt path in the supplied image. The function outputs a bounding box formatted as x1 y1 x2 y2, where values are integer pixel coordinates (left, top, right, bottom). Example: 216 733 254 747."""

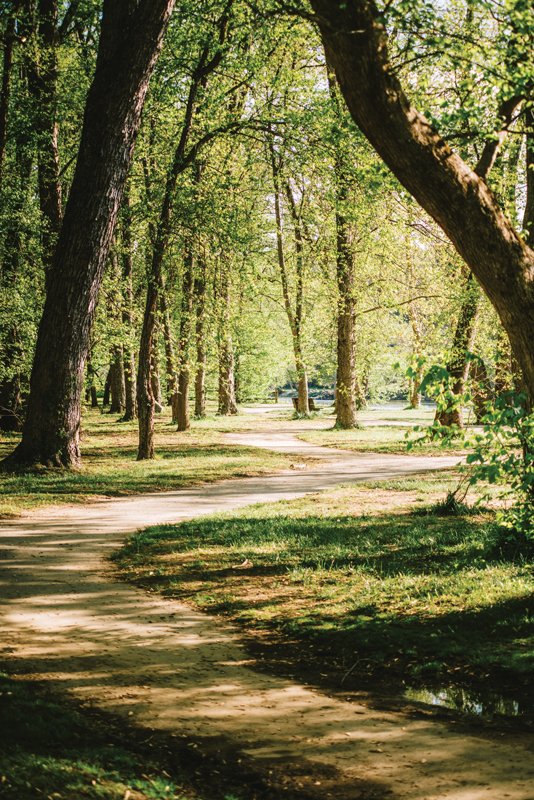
1 426 532 799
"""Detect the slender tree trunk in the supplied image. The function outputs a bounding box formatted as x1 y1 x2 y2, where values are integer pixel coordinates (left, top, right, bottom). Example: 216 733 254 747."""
435 272 480 428
405 219 424 409
28 0 63 275
2 0 175 470
87 360 99 409
334 181 358 427
102 369 111 408
327 63 359 428
269 139 309 415
311 0 534 403
136 41 225 456
194 259 207 418
151 340 163 411
109 347 126 414
160 285 178 406
120 186 137 421
216 261 237 416
175 247 194 431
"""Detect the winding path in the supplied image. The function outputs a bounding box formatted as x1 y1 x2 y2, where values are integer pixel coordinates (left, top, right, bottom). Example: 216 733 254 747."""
1 427 532 799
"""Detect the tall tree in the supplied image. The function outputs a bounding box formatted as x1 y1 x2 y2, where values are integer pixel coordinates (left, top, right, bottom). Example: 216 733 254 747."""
2 0 176 469
310 0 534 402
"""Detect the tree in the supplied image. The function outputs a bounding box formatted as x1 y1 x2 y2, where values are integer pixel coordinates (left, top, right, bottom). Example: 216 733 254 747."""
310 0 534 402
1 0 176 469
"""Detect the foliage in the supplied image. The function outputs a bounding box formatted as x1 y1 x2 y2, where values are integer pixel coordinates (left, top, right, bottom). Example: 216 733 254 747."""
414 363 534 539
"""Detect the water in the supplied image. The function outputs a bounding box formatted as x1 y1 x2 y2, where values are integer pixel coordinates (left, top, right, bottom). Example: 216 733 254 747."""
404 686 532 720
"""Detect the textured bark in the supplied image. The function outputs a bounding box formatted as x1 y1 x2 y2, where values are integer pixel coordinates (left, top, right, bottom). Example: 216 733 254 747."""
310 0 534 401
525 107 534 248
333 169 358 427
194 259 207 418
3 0 175 470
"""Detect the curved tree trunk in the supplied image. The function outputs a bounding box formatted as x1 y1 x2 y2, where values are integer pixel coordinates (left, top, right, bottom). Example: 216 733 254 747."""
311 0 534 403
2 0 175 470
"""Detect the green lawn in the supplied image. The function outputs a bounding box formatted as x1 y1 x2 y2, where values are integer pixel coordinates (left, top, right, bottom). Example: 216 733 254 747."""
297 405 470 456
0 406 301 517
115 473 533 708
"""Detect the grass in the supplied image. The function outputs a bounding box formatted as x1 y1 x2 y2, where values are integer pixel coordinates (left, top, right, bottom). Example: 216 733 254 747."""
297 404 471 455
0 673 205 800
114 472 534 707
0 406 302 517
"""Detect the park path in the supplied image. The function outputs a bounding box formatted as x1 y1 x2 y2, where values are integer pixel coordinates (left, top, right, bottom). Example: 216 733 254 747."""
1 425 533 800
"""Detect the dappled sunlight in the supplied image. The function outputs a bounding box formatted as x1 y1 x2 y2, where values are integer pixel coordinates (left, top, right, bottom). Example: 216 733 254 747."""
1 427 531 798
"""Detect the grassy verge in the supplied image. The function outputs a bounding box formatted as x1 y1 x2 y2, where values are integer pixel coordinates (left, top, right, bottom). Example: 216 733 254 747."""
0 407 301 517
114 471 533 708
0 673 206 800
297 405 470 455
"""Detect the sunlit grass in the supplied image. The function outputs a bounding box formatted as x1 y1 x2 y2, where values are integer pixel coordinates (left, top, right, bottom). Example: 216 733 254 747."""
298 404 470 455
0 405 301 517
115 477 534 698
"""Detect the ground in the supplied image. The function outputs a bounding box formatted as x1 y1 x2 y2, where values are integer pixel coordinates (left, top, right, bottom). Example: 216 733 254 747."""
1 403 533 800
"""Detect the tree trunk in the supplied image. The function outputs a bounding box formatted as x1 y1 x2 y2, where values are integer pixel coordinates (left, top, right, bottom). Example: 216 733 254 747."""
136 44 225 455
334 181 358 427
28 0 63 276
86 360 99 409
269 139 309 416
435 272 480 428
109 347 126 414
327 63 359 429
102 369 111 408
311 0 534 403
175 248 194 431
160 285 178 406
217 260 238 416
2 0 175 470
120 185 137 422
0 367 22 432
194 260 207 418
